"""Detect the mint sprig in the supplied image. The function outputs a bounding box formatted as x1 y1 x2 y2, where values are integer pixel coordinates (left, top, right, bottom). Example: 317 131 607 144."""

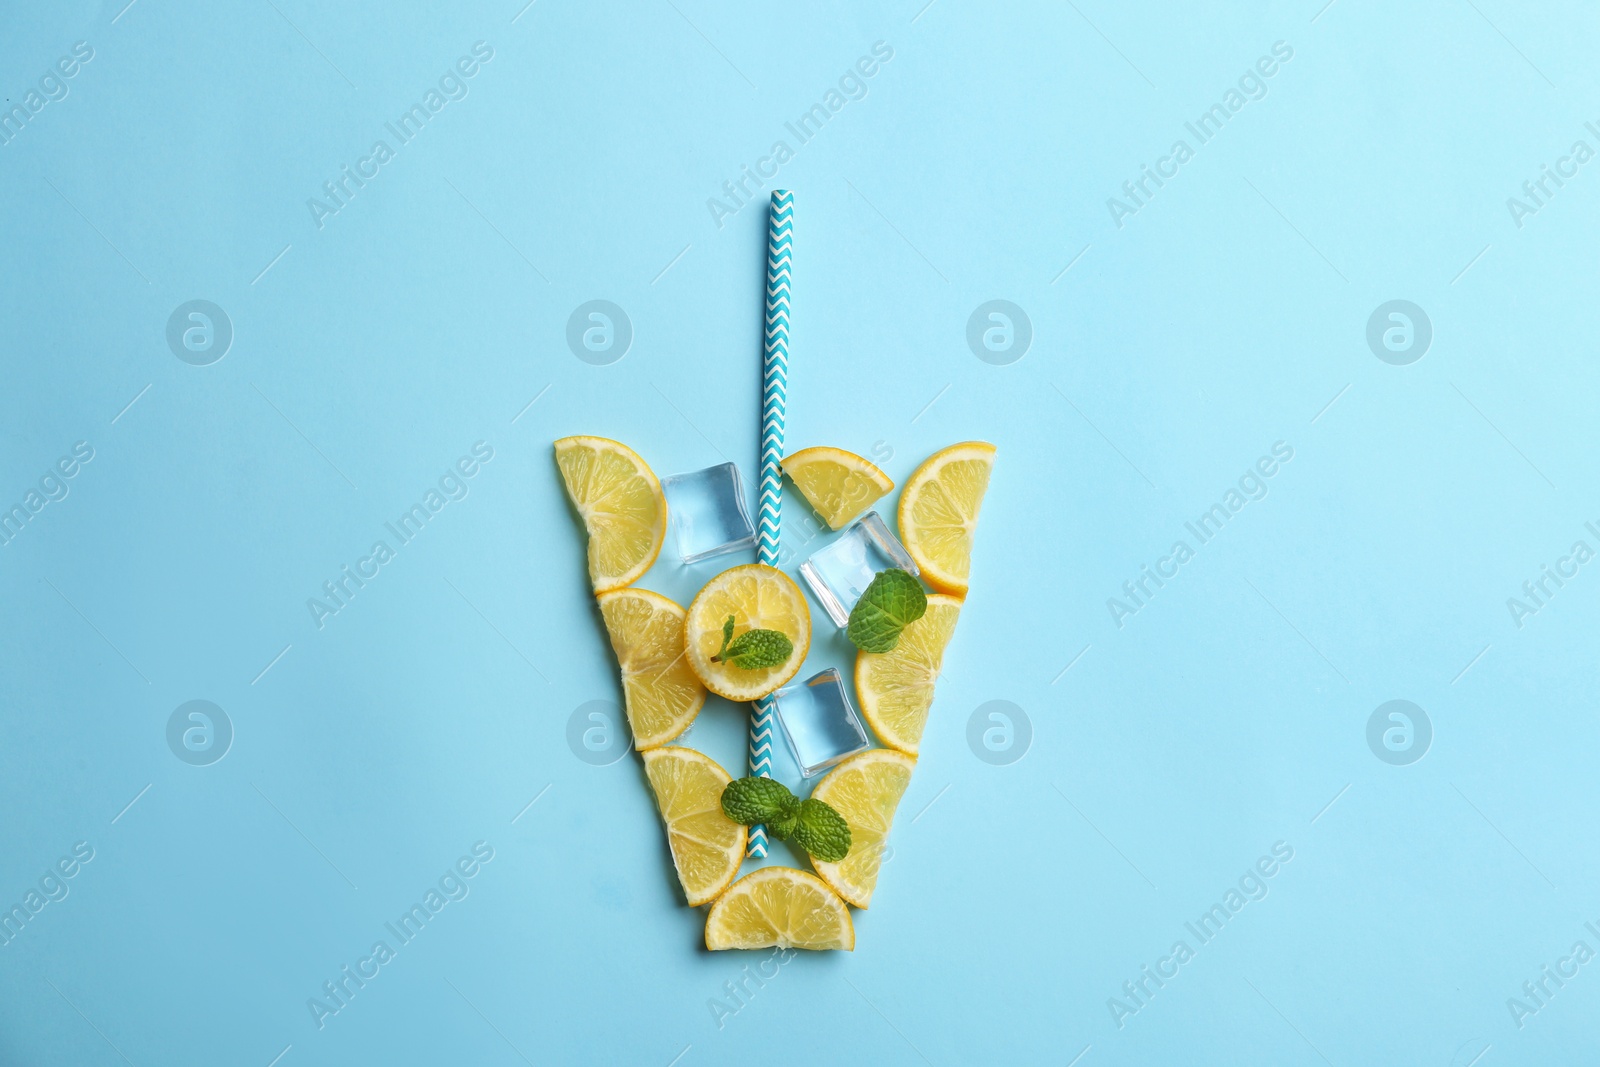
710 615 793 670
720 777 851 863
792 799 851 862
720 776 791 824
846 568 927 653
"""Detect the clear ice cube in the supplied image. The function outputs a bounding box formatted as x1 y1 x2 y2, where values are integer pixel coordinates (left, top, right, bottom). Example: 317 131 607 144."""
774 668 871 777
798 511 919 627
660 462 757 564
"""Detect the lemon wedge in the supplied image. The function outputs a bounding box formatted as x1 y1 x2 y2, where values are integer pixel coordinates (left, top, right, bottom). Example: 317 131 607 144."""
704 867 854 951
597 588 704 749
808 749 915 908
641 747 746 907
781 446 894 530
855 595 961 755
553 436 666 593
897 441 995 595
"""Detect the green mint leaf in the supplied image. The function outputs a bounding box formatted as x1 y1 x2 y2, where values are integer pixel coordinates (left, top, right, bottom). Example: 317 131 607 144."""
724 781 851 861
846 568 927 653
793 798 852 862
766 795 801 840
713 628 793 670
714 615 736 661
721 776 795 825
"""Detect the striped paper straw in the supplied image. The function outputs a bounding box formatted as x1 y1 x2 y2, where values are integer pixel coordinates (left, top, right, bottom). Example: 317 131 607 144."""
748 189 792 859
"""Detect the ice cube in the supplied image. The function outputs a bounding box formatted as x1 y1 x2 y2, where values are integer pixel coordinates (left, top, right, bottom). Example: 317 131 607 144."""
773 668 871 777
660 462 757 564
797 511 918 627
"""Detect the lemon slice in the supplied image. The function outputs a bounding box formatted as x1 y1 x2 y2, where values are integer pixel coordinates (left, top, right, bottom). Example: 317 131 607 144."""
781 447 894 530
704 867 854 951
597 588 705 749
897 441 995 595
553 436 666 593
641 747 746 907
855 595 961 755
685 564 810 701
809 749 915 908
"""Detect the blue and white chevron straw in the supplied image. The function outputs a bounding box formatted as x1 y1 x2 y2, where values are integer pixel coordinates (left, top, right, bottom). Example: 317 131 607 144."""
748 189 792 859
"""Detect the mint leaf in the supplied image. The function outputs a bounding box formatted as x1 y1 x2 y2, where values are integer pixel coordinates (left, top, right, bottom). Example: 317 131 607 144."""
846 568 927 653
721 776 794 824
766 795 801 840
793 798 851 862
724 779 852 862
713 628 793 670
713 614 737 661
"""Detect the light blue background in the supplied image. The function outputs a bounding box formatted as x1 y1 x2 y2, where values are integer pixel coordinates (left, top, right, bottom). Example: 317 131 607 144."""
3 0 1598 1063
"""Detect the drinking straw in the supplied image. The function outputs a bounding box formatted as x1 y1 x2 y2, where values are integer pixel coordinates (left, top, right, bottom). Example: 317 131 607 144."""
748 189 792 859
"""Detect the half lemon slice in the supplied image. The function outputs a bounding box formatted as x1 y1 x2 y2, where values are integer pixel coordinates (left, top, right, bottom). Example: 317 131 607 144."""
597 588 704 749
781 446 894 530
704 867 854 951
897 441 995 595
808 749 916 908
553 436 666 593
641 747 746 907
855 594 961 755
